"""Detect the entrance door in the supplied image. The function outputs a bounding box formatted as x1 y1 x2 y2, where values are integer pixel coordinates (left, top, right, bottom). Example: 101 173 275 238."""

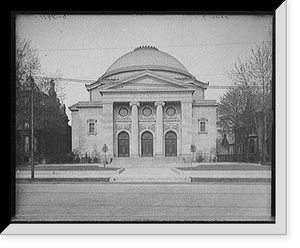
118 131 130 157
165 131 177 157
141 131 153 157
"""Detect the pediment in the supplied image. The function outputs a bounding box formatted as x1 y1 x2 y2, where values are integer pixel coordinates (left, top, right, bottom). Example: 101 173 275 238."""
105 71 188 91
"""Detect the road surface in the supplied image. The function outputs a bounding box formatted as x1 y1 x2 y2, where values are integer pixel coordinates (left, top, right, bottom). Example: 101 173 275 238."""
13 182 273 222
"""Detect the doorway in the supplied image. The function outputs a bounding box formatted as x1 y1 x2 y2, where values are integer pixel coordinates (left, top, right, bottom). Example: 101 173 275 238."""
141 131 153 157
118 131 130 157
165 131 177 157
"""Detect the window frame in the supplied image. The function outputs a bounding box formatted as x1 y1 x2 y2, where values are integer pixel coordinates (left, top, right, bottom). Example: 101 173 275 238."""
198 118 208 134
87 119 97 135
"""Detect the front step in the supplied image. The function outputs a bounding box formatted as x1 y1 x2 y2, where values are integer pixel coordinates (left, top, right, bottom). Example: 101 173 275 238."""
109 168 191 183
110 157 186 168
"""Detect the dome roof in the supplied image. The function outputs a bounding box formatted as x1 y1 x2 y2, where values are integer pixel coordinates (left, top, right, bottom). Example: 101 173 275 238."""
101 46 192 78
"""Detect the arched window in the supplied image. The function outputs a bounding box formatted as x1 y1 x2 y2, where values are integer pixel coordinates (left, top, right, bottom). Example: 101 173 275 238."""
118 131 129 140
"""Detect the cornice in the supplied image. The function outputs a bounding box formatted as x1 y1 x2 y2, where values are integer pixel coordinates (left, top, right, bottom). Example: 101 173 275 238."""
99 88 195 95
193 100 218 107
69 101 103 111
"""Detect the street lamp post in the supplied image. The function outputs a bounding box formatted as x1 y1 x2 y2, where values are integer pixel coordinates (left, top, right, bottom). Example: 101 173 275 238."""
102 144 108 167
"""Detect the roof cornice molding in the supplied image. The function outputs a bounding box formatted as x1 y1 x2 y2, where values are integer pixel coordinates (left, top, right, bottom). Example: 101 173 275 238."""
104 70 188 90
99 88 195 95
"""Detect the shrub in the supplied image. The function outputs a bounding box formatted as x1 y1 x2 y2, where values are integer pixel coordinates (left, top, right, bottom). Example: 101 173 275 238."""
93 156 99 163
195 151 204 163
72 148 81 163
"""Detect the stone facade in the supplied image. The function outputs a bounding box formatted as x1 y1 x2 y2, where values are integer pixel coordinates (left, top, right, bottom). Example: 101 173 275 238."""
69 46 217 162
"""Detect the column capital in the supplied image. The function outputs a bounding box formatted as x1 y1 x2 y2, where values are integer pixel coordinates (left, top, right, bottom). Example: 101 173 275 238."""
129 101 140 107
154 101 165 107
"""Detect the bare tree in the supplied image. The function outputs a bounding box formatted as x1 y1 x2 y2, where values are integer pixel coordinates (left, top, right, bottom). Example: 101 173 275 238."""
249 43 273 163
16 37 66 101
16 38 67 130
218 42 273 163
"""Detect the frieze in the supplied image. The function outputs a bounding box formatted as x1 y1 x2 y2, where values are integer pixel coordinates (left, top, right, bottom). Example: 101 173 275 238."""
148 124 155 132
106 92 193 100
164 123 180 132
116 116 131 121
139 116 155 121
139 123 155 132
116 123 131 132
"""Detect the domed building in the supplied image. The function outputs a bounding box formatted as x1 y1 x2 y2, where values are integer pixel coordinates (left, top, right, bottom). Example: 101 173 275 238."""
69 46 217 163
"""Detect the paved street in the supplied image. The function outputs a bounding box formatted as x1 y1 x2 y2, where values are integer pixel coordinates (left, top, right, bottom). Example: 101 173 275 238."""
13 182 273 222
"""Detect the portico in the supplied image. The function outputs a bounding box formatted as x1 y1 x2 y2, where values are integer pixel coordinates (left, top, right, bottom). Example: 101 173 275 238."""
100 88 195 159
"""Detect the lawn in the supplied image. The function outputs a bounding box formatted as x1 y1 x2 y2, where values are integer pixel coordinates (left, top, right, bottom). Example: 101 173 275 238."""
177 164 271 171
16 165 120 171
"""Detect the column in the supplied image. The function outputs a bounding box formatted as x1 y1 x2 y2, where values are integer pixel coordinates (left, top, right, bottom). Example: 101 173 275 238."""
155 101 165 157
129 101 140 157
102 100 114 159
181 99 193 160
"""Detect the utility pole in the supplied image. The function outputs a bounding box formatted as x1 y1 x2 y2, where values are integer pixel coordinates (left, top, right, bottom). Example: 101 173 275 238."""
261 76 266 165
30 74 35 179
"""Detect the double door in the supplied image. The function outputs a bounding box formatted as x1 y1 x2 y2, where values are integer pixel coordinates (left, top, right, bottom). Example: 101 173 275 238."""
165 131 177 157
141 131 153 157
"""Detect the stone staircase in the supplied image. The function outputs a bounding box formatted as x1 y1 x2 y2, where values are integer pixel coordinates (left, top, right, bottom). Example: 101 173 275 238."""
109 157 186 168
109 167 191 183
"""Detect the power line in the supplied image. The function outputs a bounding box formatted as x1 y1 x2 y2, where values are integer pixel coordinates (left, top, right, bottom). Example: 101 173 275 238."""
35 76 261 90
37 41 266 52
34 75 95 84
33 76 262 89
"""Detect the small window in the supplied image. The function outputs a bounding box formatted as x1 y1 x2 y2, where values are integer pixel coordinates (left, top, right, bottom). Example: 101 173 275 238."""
200 122 206 132
142 107 152 117
87 119 97 135
198 118 208 134
119 107 128 117
89 123 95 133
166 106 176 117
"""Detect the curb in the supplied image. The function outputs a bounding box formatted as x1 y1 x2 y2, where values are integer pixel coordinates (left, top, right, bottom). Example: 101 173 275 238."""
16 177 271 184
190 178 271 183
16 178 111 183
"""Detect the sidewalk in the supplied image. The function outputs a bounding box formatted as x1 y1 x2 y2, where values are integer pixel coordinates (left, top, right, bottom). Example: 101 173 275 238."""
16 164 123 179
15 163 271 183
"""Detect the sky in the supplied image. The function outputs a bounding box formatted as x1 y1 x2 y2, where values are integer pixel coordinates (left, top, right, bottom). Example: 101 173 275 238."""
15 14 273 124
